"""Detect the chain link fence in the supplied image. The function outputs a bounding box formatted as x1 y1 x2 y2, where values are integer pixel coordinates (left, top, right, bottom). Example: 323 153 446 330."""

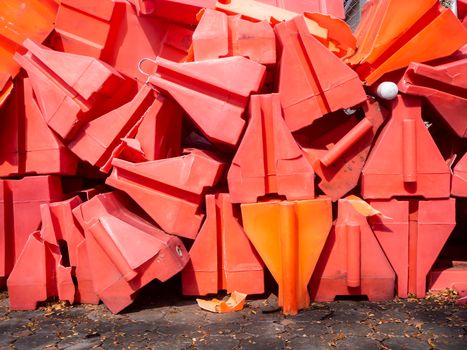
344 0 454 32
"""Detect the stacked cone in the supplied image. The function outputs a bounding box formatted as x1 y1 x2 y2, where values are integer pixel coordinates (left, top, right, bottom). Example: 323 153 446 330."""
0 0 466 315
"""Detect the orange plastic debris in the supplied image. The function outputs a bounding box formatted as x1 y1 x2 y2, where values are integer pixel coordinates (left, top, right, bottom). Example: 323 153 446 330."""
275 16 366 132
228 94 315 203
0 77 78 177
0 0 58 77
182 194 264 296
241 198 332 315
14 39 134 140
106 150 225 238
348 0 467 85
362 95 451 199
193 9 276 64
310 197 396 301
149 0 216 25
146 56 265 147
369 198 456 298
73 192 189 313
196 291 247 313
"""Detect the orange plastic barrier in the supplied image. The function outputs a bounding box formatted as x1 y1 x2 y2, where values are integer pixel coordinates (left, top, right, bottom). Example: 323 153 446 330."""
0 176 63 287
73 192 189 313
0 77 78 177
182 193 264 296
362 95 451 199
0 0 58 77
14 39 134 140
348 0 467 85
310 197 396 301
369 198 456 298
228 93 315 203
50 0 117 60
429 261 467 301
398 52 467 138
241 198 332 315
298 98 387 201
146 56 265 147
106 150 225 238
275 16 366 131
7 196 99 310
192 9 276 64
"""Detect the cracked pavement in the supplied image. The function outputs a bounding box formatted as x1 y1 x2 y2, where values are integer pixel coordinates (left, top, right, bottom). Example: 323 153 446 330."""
0 284 466 350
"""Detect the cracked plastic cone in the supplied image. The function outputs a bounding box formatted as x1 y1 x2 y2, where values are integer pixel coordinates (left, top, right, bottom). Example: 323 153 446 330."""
241 197 332 315
275 16 366 132
228 93 315 203
182 193 264 296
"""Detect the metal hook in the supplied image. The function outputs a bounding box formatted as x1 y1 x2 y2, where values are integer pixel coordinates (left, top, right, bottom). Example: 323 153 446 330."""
137 57 158 84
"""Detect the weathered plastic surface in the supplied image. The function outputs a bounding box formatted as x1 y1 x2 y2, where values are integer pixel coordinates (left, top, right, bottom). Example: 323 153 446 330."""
399 56 467 138
106 150 225 238
241 198 332 315
133 94 183 161
7 196 99 310
107 3 193 81
256 0 345 18
7 232 74 310
228 94 315 203
214 0 355 57
310 198 396 301
147 56 265 147
348 0 467 85
298 98 387 201
50 0 117 59
452 153 467 197
0 176 63 286
0 77 78 176
14 39 131 140
0 0 58 77
429 261 467 300
369 198 456 298
73 192 189 313
149 0 216 25
68 85 155 172
362 95 451 199
182 193 264 296
193 9 276 65
275 16 366 132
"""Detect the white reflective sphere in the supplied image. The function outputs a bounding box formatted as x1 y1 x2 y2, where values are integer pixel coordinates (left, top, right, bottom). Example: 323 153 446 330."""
376 82 398 100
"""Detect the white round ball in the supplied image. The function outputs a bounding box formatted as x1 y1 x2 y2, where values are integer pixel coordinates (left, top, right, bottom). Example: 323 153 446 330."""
376 82 398 100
